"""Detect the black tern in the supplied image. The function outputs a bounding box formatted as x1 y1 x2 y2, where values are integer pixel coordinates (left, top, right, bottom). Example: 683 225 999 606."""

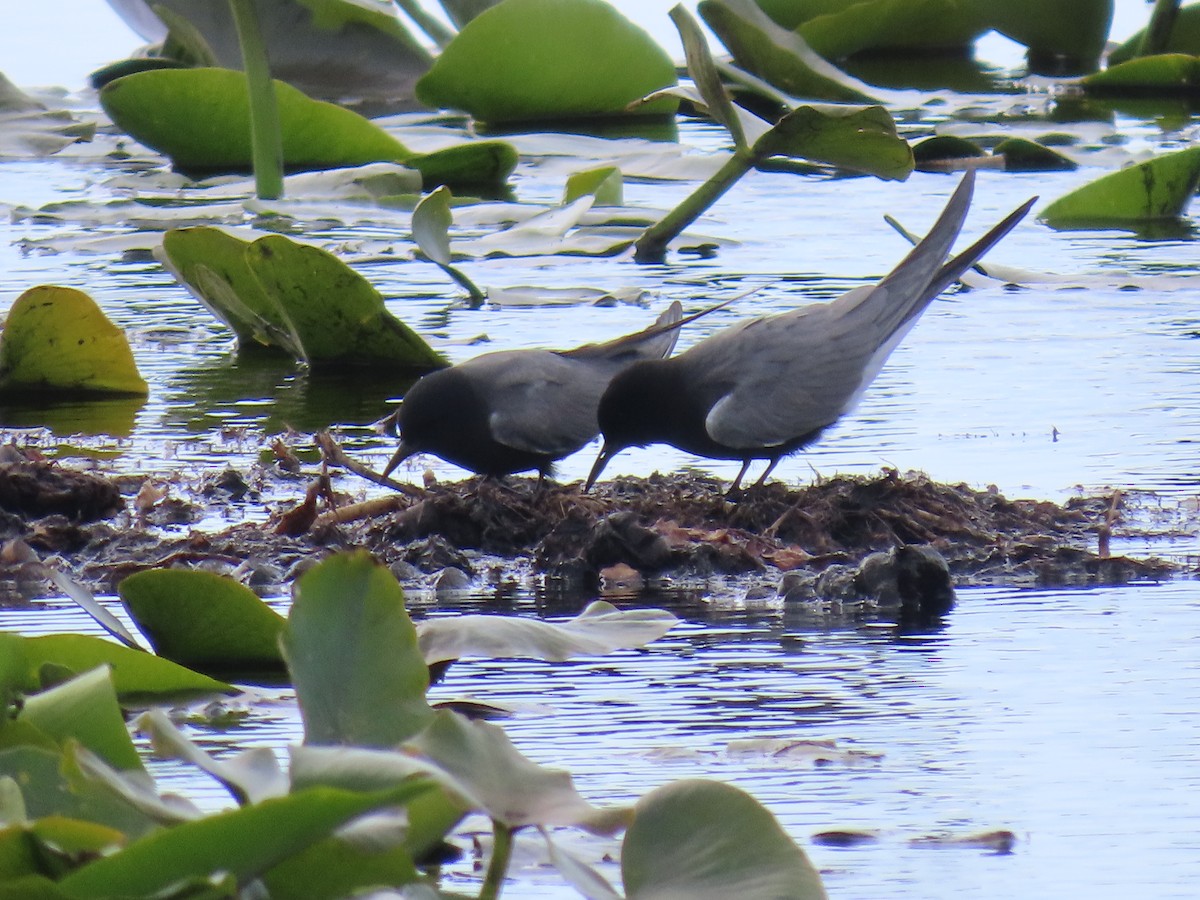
383 299 733 480
585 171 1036 493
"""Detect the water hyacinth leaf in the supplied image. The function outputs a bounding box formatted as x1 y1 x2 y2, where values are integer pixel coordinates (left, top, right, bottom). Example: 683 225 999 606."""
245 235 447 371
622 779 827 899
281 551 434 747
23 634 235 700
1082 53 1200 95
56 783 433 898
404 711 629 833
995 138 1076 172
698 0 878 102
136 710 288 805
0 287 148 399
159 226 303 356
565 166 624 206
20 667 144 774
118 568 287 678
1040 146 1200 228
417 600 678 664
791 0 986 61
100 67 412 174
753 103 914 180
416 0 678 123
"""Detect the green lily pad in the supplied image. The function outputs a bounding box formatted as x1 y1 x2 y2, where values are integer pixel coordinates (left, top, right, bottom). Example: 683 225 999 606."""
794 0 987 61
415 0 678 124
100 67 412 175
699 0 878 102
118 569 287 679
409 140 518 192
159 227 300 356
159 227 446 372
1109 6 1200 65
995 137 1076 172
1083 54 1200 95
987 0 1112 71
754 103 914 180
246 235 446 372
564 166 624 205
22 634 235 701
57 783 431 898
0 286 148 399
913 134 985 165
20 668 144 774
281 551 434 747
1040 146 1200 228
622 779 827 899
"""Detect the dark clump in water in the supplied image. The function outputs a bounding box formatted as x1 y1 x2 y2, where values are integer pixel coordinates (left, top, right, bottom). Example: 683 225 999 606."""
2 462 1172 604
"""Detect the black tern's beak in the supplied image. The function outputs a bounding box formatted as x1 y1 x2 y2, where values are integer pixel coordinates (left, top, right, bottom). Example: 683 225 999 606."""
382 440 416 479
584 443 617 492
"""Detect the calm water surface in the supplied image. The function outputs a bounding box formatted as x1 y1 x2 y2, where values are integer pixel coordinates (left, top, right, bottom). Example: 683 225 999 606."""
2 5 1200 898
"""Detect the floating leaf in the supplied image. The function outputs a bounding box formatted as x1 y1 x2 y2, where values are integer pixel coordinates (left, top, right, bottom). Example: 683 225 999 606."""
0 287 148 399
404 711 628 832
281 551 434 747
101 68 411 174
23 634 234 701
913 134 984 166
564 166 624 206
699 0 878 102
409 140 518 192
1040 147 1200 228
246 235 446 371
622 779 827 899
417 600 677 665
1083 53 1200 95
753 103 914 180
57 784 432 898
20 668 144 774
118 569 287 679
416 0 678 123
1109 7 1200 65
792 0 985 61
995 137 1076 172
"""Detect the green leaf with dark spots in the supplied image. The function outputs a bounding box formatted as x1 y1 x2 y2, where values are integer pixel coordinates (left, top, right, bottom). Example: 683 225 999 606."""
1040 146 1200 228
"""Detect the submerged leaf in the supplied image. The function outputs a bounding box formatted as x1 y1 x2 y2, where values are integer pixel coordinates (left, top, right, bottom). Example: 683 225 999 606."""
622 779 827 899
0 287 148 399
416 0 678 123
1040 147 1200 228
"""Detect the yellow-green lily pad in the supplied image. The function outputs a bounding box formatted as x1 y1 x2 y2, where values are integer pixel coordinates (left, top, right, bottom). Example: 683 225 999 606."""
1083 53 1200 95
1040 146 1200 228
0 287 147 399
415 0 678 124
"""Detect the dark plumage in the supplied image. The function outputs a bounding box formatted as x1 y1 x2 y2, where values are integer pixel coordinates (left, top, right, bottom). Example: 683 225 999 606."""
586 171 1035 493
382 302 689 480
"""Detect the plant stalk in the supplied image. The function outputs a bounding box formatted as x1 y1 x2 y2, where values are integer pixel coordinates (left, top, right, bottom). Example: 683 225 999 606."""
229 0 284 200
393 0 457 49
1138 0 1181 56
478 820 513 900
438 262 486 308
633 150 755 263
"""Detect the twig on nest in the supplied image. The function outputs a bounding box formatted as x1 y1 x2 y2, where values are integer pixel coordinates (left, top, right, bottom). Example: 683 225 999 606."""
315 431 424 498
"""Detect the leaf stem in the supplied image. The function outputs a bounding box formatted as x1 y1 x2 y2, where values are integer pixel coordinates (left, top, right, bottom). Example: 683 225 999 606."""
633 150 755 263
1139 0 1181 56
479 820 514 900
439 262 486 309
229 0 284 200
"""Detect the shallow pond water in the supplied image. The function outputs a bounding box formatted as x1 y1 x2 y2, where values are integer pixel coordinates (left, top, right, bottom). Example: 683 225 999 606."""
2 3 1200 898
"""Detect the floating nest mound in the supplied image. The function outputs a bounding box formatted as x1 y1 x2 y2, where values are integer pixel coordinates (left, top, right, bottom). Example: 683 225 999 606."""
0 456 1178 606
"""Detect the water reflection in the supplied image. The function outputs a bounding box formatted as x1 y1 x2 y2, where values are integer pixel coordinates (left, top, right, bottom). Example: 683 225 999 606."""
0 395 144 436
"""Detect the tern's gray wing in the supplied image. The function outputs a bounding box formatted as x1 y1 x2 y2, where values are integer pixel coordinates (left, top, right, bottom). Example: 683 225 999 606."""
461 350 609 458
560 301 683 365
699 172 979 450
